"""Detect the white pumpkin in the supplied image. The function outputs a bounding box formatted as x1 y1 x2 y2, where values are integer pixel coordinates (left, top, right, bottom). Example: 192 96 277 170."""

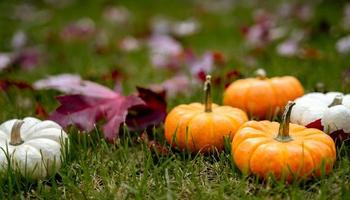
0 117 68 179
290 92 350 133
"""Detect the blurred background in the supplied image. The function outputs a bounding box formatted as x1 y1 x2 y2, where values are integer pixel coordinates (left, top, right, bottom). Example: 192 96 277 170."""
0 0 350 115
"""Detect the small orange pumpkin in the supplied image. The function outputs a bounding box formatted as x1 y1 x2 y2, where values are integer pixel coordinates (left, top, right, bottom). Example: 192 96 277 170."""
164 75 248 153
232 102 336 182
223 69 304 119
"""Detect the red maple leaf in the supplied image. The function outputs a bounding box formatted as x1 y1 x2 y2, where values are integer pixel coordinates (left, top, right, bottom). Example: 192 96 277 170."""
50 93 143 140
36 74 167 140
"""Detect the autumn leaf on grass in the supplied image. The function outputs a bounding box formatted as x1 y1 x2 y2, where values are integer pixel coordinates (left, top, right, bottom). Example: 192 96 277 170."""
0 79 32 91
149 74 191 98
34 74 166 140
126 87 167 131
50 94 143 140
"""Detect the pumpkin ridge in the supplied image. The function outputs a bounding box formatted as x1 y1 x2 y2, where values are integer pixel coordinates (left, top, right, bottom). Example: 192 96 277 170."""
24 121 62 136
301 140 334 174
242 81 252 114
284 142 315 179
249 141 282 177
22 128 66 141
295 142 316 173
303 137 335 157
209 114 215 151
19 118 42 134
232 127 268 148
12 144 43 171
219 113 241 130
183 112 203 151
220 109 248 124
301 134 336 152
0 131 7 141
15 144 41 158
234 138 271 173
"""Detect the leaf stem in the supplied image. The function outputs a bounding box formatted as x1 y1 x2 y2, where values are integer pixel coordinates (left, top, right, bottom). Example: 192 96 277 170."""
275 102 295 142
329 95 343 107
255 68 267 80
204 75 212 112
10 120 24 146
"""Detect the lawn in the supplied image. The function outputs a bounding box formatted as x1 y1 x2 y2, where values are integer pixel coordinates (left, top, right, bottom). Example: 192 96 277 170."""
0 0 350 199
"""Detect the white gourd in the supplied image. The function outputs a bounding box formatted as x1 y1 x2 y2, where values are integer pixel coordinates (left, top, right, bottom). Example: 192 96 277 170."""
0 117 68 179
290 92 350 133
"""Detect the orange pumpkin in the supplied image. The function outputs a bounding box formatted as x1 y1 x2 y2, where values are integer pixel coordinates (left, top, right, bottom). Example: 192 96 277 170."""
232 102 336 182
223 69 304 119
165 75 248 153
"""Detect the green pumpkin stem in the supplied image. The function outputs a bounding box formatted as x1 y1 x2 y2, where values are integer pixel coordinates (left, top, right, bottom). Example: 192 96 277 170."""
204 75 212 112
255 68 267 80
329 95 343 107
10 120 24 146
275 101 295 142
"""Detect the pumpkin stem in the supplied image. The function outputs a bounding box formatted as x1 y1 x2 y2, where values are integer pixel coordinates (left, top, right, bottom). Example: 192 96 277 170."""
329 95 343 107
204 75 212 112
275 101 295 142
255 68 267 80
10 120 24 146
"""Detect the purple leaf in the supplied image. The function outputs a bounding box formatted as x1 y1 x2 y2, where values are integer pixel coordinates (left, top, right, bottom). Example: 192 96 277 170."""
343 4 350 30
50 94 144 140
171 19 200 36
60 18 96 41
126 87 166 131
15 47 42 70
0 53 13 71
103 6 130 25
33 74 116 98
119 37 142 52
150 74 191 98
148 34 183 69
336 35 350 54
188 52 215 76
11 30 27 50
40 75 167 140
276 39 299 57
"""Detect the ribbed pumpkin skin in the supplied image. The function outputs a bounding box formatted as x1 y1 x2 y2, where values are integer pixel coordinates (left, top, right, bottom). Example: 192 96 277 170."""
223 76 304 118
232 121 336 181
165 103 248 152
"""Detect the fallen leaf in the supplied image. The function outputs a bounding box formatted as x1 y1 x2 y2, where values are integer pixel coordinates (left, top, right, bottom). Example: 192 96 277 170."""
36 74 166 140
50 93 144 140
60 18 96 41
188 52 213 75
242 9 275 48
15 47 42 70
0 79 32 91
139 132 169 156
336 35 350 54
126 87 167 131
35 101 49 119
171 18 200 37
33 74 116 97
11 30 27 50
118 37 142 52
342 3 350 30
148 34 183 69
276 39 299 57
149 74 191 98
0 53 13 71
306 119 350 145
103 6 130 25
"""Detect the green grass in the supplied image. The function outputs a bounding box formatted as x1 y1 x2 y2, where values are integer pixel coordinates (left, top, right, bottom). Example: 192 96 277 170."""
1 0 350 199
